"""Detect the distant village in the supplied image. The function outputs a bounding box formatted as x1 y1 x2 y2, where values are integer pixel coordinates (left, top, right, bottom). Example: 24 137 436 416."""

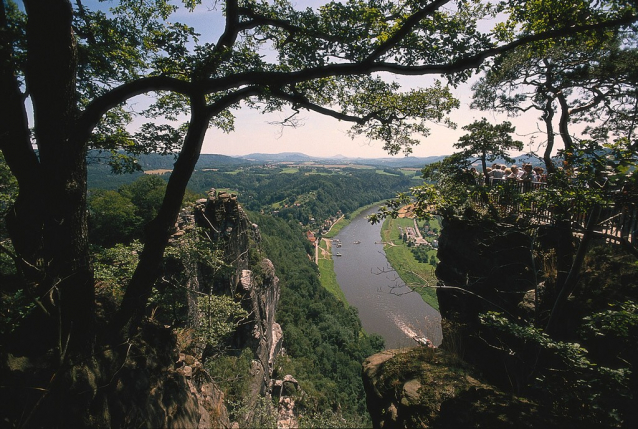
399 223 439 249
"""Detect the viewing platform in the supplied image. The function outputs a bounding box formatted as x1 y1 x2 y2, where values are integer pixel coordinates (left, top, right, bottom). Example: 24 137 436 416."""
467 178 637 248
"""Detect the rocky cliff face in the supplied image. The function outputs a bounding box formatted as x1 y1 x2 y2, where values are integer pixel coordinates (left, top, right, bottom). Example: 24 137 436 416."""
194 189 283 388
174 189 285 427
1 190 298 428
434 215 538 381
363 212 638 428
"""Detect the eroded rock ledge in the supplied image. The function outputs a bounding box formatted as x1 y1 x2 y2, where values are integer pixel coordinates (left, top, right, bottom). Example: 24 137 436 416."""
362 347 571 429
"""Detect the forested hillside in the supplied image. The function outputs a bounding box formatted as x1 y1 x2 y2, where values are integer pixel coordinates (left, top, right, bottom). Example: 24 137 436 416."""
188 167 413 224
87 166 414 237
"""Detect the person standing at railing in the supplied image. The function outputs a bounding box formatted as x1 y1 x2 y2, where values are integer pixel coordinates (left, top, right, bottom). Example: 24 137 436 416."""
490 163 504 185
533 166 546 183
520 164 535 192
484 167 492 185
507 165 520 180
520 164 534 181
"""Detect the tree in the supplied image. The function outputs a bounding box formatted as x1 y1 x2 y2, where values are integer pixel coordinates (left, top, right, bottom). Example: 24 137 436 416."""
471 25 638 172
87 189 142 247
1 0 637 424
468 22 638 320
0 152 17 231
0 152 17 276
119 174 168 224
453 117 523 182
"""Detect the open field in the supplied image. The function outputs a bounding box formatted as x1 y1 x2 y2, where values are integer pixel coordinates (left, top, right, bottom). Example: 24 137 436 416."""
381 217 439 310
317 239 349 304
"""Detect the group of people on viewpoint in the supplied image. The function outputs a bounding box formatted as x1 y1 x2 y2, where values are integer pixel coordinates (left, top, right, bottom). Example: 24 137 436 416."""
470 163 546 185
464 161 637 243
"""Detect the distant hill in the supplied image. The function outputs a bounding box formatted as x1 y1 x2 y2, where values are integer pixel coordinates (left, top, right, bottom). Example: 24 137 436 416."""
196 154 255 168
357 155 447 168
87 152 254 190
240 152 314 162
133 153 251 169
467 153 550 169
237 152 447 167
87 151 252 170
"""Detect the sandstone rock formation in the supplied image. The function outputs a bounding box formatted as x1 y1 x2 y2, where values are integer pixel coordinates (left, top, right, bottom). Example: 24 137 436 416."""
1 189 286 428
363 212 637 428
173 189 284 426
362 347 566 429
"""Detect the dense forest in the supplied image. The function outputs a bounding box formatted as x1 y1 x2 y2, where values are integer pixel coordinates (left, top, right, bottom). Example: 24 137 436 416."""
189 167 414 224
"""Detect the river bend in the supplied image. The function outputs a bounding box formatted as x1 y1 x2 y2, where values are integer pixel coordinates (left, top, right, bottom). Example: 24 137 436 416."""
332 206 442 349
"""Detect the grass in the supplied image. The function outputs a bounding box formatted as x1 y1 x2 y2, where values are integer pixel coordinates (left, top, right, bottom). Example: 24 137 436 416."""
317 239 349 304
280 167 299 174
381 217 439 311
318 257 349 304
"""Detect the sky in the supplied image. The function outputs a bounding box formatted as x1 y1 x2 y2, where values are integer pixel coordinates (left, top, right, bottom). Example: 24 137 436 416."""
201 79 543 159
97 1 546 159
173 1 545 159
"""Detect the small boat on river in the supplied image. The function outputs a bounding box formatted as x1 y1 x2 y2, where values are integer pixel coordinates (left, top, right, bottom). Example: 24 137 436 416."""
414 336 435 348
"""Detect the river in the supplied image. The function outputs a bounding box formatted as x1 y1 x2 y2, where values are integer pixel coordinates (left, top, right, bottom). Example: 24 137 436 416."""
332 206 442 349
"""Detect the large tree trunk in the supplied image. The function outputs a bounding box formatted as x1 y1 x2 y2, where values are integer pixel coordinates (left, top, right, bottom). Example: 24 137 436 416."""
1 2 98 425
0 0 43 281
18 0 94 356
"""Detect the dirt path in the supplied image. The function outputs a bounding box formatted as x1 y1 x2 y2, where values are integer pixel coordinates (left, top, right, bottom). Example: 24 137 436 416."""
317 238 332 262
413 218 424 239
